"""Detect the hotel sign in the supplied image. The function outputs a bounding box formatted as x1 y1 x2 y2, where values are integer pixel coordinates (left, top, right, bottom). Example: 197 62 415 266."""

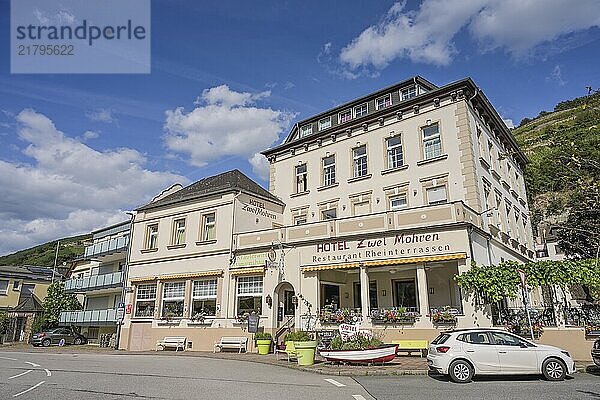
233 252 269 268
303 230 465 266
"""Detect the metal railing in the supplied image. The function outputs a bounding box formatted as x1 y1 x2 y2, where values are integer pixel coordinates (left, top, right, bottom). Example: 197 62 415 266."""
84 235 129 258
59 309 118 325
492 306 557 327
564 305 600 327
64 271 124 292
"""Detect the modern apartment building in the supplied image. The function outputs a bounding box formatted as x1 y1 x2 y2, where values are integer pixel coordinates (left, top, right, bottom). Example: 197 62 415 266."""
118 76 587 358
0 265 54 343
59 221 130 344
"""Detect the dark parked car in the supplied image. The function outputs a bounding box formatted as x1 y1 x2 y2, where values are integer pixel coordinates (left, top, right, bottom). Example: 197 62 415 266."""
31 328 87 347
593 338 600 367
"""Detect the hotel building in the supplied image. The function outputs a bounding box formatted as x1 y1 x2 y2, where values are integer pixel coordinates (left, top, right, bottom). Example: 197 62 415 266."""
118 76 589 359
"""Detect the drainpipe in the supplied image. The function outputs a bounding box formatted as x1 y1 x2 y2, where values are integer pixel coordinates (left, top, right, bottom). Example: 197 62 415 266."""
115 212 135 350
225 191 242 320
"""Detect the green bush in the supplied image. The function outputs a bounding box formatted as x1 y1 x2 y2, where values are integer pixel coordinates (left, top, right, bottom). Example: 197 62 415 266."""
254 332 272 340
283 330 312 342
330 333 382 350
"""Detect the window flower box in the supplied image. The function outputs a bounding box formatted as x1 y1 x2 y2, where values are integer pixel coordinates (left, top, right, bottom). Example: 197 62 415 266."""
369 308 419 324
430 306 459 326
318 307 362 325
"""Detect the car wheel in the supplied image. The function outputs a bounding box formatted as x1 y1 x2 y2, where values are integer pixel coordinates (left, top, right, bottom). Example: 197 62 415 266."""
41 339 51 347
449 359 473 383
74 338 82 345
542 358 566 381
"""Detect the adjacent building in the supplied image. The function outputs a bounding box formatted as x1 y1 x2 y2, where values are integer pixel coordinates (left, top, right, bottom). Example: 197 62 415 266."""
117 76 589 359
59 221 130 345
0 265 55 343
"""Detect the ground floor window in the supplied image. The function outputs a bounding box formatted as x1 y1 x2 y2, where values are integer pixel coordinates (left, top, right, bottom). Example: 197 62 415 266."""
353 281 378 310
192 279 217 317
393 280 417 309
162 282 185 318
321 284 340 309
236 276 263 316
135 283 156 317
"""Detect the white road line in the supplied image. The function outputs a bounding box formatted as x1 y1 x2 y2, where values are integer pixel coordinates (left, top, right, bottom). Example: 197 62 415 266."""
12 381 45 398
44 368 51 377
24 361 40 368
0 356 18 361
324 378 346 387
8 370 33 380
352 395 367 400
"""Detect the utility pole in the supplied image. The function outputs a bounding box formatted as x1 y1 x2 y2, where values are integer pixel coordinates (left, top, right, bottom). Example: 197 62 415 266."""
52 240 60 283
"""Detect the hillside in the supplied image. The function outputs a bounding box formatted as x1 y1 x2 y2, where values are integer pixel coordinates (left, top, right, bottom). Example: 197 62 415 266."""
513 91 600 231
0 234 91 272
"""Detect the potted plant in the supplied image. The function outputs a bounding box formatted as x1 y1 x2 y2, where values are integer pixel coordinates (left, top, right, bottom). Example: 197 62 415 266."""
255 332 272 355
320 332 398 364
289 330 317 366
431 307 458 325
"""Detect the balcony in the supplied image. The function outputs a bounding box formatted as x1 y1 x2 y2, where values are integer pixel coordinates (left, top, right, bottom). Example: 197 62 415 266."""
84 235 129 258
64 271 124 293
59 309 118 326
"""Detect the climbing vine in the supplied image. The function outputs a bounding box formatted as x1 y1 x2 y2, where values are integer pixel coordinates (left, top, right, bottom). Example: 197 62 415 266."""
454 259 600 303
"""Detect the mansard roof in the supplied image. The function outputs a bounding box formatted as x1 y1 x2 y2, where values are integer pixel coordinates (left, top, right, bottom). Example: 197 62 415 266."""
137 169 283 211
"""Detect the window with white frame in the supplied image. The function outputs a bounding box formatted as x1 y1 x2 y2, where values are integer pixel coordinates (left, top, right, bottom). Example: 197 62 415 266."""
172 218 186 245
162 282 185 318
422 123 442 160
321 208 337 220
192 279 217 317
322 155 336 186
299 124 312 138
145 224 158 249
338 109 352 124
135 283 156 317
426 186 447 205
295 164 307 193
354 103 368 118
389 194 408 210
201 213 216 241
293 215 307 225
318 117 331 131
353 145 368 177
386 135 403 169
0 280 8 295
237 276 263 315
401 86 417 100
376 95 392 110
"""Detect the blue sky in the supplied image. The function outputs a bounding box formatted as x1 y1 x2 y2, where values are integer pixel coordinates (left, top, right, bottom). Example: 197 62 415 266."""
0 0 599 254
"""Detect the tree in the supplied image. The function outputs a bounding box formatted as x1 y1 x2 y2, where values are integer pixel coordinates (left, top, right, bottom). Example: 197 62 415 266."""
0 311 10 344
39 282 82 328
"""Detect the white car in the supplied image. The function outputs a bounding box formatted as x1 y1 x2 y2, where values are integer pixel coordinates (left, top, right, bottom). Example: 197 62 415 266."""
427 328 576 383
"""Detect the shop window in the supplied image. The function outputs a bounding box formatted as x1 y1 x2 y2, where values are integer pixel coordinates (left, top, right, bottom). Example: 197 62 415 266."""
192 279 217 317
135 284 156 317
236 276 263 316
162 282 185 318
393 280 417 309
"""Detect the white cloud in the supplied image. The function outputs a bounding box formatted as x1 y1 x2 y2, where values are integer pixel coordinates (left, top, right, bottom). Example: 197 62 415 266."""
164 85 296 167
546 65 567 86
82 130 99 140
283 82 295 91
86 108 116 123
249 153 270 181
0 109 186 255
340 0 600 71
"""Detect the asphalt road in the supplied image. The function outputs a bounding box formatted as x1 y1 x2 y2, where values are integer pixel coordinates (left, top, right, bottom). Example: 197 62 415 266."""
0 351 372 400
356 372 600 400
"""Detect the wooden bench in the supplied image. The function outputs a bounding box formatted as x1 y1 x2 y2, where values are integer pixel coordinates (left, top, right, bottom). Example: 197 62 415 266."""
213 337 248 353
392 339 428 357
156 336 187 352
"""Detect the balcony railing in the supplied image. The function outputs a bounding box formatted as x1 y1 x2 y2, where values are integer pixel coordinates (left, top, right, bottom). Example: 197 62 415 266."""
84 235 129 258
59 309 118 326
64 271 124 292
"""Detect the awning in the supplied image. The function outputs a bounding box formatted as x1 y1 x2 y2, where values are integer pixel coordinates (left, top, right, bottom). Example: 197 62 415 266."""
158 270 223 280
229 267 265 276
301 252 467 272
130 276 156 283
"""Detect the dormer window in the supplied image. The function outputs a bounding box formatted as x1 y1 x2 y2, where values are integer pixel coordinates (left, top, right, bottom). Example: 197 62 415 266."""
376 94 392 110
401 86 417 101
318 117 331 131
299 124 313 138
339 109 352 124
354 103 368 118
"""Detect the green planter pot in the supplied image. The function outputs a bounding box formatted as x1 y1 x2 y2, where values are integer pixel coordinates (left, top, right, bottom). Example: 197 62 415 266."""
294 340 318 366
256 339 271 355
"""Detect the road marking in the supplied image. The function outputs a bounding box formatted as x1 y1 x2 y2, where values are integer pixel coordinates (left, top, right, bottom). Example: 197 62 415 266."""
352 395 367 400
8 370 33 380
24 361 40 368
324 378 346 387
13 381 45 398
44 368 51 377
0 356 18 361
